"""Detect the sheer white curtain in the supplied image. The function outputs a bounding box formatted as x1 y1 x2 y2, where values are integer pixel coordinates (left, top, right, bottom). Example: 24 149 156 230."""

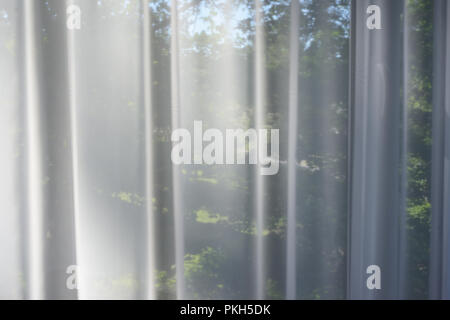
0 0 447 300
350 0 449 299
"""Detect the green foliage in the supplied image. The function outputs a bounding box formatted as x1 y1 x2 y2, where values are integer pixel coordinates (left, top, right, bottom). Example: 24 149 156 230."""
184 247 226 299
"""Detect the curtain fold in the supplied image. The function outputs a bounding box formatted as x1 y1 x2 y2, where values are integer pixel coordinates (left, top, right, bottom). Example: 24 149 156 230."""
349 0 405 299
430 0 450 300
0 0 448 300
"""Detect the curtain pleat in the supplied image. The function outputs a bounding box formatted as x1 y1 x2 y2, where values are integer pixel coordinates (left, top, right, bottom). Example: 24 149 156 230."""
430 0 450 300
349 0 404 299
